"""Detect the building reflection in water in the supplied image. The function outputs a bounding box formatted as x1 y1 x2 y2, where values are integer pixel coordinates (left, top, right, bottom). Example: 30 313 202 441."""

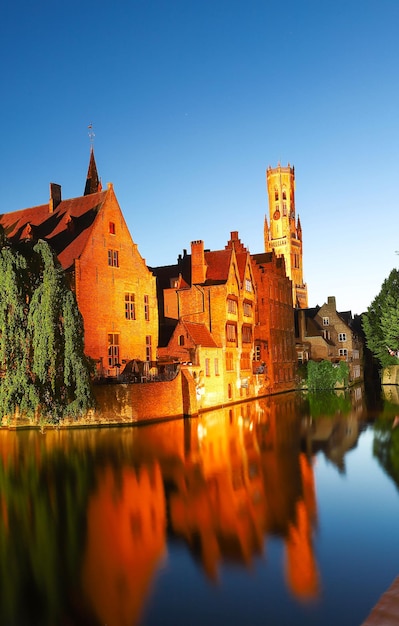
0 389 369 626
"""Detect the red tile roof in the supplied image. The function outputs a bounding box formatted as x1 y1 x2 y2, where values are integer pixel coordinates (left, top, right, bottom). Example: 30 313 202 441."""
182 321 219 347
0 190 108 271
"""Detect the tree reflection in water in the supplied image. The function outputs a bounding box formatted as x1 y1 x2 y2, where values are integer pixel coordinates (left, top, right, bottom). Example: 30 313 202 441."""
0 388 374 625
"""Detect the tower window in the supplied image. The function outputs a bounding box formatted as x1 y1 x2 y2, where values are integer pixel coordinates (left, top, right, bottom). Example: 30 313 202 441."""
274 189 279 201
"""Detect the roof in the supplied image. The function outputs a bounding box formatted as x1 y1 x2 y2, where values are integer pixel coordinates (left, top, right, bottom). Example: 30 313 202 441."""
182 321 219 348
0 190 108 271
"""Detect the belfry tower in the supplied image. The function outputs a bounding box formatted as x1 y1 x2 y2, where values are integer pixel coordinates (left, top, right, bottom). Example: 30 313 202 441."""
264 164 308 308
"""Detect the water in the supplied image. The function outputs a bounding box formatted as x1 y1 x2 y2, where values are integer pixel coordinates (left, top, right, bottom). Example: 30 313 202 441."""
0 385 399 626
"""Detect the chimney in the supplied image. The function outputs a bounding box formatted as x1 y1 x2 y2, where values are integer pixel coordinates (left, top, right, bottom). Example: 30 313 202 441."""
191 240 206 284
49 183 62 213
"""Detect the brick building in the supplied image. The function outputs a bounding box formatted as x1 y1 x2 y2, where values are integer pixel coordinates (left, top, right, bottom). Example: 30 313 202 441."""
152 232 257 407
0 149 158 377
152 231 297 407
251 251 297 393
295 296 363 384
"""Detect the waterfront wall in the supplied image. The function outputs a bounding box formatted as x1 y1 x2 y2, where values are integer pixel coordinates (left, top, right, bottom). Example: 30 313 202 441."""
382 365 399 386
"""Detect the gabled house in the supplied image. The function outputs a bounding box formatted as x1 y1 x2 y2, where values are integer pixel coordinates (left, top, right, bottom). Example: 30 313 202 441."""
152 232 257 407
0 150 158 377
295 296 363 384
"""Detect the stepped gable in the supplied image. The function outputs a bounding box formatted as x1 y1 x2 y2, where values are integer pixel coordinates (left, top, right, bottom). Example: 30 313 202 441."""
225 230 249 283
0 189 108 271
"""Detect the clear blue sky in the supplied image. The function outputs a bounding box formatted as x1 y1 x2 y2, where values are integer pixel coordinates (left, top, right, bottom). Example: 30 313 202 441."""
1 0 398 315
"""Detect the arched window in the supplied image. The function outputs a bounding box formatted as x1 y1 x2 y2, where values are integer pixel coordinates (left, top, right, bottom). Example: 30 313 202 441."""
178 334 185 346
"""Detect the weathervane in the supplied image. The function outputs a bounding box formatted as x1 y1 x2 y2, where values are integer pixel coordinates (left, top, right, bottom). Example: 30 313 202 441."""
88 123 95 147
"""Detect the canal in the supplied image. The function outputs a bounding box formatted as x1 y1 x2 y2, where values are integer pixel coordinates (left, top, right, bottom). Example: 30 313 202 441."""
0 384 399 625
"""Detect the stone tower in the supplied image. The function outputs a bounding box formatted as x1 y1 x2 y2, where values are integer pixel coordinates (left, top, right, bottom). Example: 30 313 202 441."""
264 163 308 308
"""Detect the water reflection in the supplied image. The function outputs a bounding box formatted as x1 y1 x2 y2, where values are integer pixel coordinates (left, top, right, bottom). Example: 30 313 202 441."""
0 388 375 625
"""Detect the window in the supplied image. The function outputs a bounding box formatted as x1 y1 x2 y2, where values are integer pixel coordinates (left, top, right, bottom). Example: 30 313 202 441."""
274 189 279 201
108 249 119 267
282 190 287 200
322 329 330 340
240 352 251 370
108 333 119 367
214 358 219 375
245 279 252 293
146 335 152 361
144 295 150 321
125 293 135 320
109 221 116 234
242 325 252 343
352 349 359 359
226 352 234 371
205 358 210 376
282 202 287 216
227 298 237 314
254 345 261 361
243 301 252 317
322 317 329 326
339 348 348 357
338 332 347 342
178 334 185 346
226 323 237 342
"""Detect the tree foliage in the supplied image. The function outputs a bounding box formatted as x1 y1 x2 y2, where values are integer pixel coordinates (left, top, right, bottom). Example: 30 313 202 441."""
0 232 93 422
362 268 399 367
306 359 349 391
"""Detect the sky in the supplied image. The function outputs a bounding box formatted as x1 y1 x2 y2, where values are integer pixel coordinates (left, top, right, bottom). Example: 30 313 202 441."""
1 0 399 316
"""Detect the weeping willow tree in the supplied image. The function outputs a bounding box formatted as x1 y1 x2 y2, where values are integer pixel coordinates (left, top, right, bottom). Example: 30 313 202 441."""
0 232 93 422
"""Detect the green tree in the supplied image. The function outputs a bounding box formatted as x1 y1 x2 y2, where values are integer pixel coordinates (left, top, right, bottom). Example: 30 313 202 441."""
306 359 349 391
0 232 93 422
362 268 399 367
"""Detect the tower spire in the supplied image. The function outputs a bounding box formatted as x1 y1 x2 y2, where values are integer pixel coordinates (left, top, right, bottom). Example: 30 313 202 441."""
84 124 101 195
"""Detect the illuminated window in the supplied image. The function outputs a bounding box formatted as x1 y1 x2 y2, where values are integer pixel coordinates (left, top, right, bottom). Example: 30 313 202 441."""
338 333 347 342
108 333 119 367
242 325 252 343
226 323 237 342
109 221 116 234
125 293 135 320
227 298 237 314
144 295 150 321
108 249 119 267
243 301 252 317
146 335 152 361
226 352 234 371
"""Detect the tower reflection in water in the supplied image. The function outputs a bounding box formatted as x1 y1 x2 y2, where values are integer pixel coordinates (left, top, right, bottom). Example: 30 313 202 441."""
0 391 347 626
